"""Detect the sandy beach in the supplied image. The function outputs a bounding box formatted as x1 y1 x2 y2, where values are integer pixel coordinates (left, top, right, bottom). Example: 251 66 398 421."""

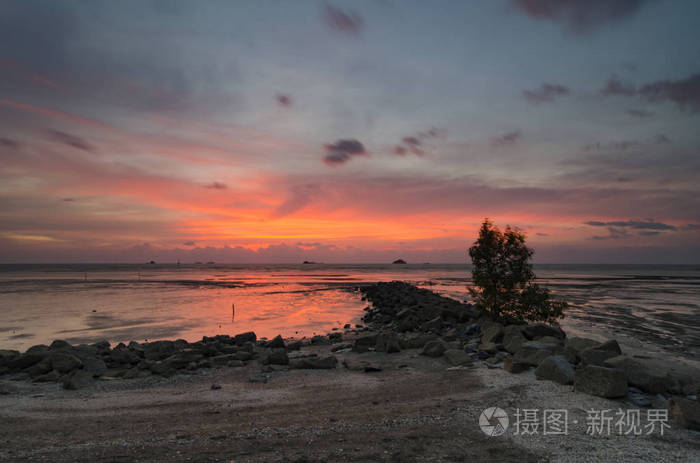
2 282 699 462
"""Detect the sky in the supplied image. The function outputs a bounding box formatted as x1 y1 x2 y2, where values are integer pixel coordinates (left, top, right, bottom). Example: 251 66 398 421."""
1 0 699 264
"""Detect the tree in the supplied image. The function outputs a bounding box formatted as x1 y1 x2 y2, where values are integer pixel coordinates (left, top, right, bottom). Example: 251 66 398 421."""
468 219 566 324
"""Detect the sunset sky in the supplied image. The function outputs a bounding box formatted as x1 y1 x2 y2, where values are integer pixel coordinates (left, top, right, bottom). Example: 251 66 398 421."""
1 0 699 263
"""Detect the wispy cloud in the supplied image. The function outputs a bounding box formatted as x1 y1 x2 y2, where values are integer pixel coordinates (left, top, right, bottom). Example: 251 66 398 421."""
523 83 570 104
323 4 363 36
491 130 522 147
584 219 676 230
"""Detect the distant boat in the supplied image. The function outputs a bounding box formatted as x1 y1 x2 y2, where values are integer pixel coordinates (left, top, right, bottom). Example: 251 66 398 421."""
392 259 407 264
148 260 156 264
302 261 318 264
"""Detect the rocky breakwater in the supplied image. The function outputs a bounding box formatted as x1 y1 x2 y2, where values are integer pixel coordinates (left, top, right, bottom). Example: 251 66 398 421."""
357 281 700 431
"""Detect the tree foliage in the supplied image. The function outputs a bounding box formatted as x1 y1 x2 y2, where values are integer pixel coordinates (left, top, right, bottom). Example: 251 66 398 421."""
468 219 566 324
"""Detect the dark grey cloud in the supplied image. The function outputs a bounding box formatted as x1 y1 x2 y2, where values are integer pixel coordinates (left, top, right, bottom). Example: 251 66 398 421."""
47 129 95 152
323 139 367 166
276 94 291 107
204 182 227 190
583 140 639 152
523 83 570 104
393 128 444 156
600 77 637 96
655 134 670 144
600 73 700 112
536 232 549 237
638 231 660 236
591 227 630 240
62 197 76 202
0 137 21 149
626 108 653 118
183 241 196 246
584 219 676 231
491 130 522 147
512 0 650 33
323 4 363 35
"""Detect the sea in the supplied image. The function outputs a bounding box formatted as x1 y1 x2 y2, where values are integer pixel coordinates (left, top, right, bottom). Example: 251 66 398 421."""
1 264 698 360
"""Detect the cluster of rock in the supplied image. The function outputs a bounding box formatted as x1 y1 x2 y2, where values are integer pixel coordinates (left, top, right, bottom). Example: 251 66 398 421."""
0 331 340 390
357 281 700 431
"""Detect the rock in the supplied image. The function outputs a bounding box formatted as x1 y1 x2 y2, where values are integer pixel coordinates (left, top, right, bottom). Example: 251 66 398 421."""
443 327 460 341
485 354 505 365
399 333 436 349
331 342 353 352
211 383 221 390
503 332 527 354
211 354 237 366
26 344 50 356
574 365 627 398
150 361 174 376
227 360 245 367
233 351 252 361
523 323 565 340
536 336 563 346
682 381 700 396
0 349 20 367
8 352 46 371
668 397 700 431
311 335 330 345
396 308 414 319
481 322 504 343
375 332 401 353
444 349 472 366
265 335 285 349
353 334 378 353
162 350 205 370
478 341 498 354
143 340 177 361
262 349 289 365
26 358 53 377
512 341 556 367
50 353 82 373
580 348 619 367
91 340 111 351
342 359 382 372
420 316 442 333
290 356 338 369
504 356 530 374
603 356 670 394
62 370 95 390
535 355 575 385
49 340 72 350
421 340 448 357
328 332 342 342
565 337 600 354
596 339 622 354
233 331 257 345
626 391 651 408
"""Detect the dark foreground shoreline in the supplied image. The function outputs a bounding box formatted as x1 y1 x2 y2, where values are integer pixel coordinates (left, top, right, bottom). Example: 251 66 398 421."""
1 282 699 462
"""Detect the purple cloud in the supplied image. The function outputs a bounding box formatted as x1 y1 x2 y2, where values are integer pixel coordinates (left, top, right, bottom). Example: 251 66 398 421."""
46 130 95 152
523 83 570 104
204 182 227 190
0 137 21 149
393 128 444 156
323 139 367 166
323 4 363 36
276 94 291 107
491 130 522 147
584 219 676 231
512 0 650 33
600 73 700 112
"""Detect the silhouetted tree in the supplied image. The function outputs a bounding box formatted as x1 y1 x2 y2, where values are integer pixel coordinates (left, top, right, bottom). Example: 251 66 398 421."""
468 219 566 324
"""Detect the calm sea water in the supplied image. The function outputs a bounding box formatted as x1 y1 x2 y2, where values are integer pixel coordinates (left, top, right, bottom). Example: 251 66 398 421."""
0 264 698 359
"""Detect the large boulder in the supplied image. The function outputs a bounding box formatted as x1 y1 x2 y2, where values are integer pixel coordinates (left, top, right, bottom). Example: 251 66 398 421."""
535 355 575 385
668 397 700 431
352 333 378 353
62 370 95 390
399 333 436 349
265 335 286 349
481 322 504 343
421 340 448 357
420 316 443 333
262 349 289 365
444 349 472 366
523 323 565 340
580 348 619 366
50 353 82 374
375 332 401 353
143 340 178 361
0 350 20 368
233 331 257 345
504 355 530 374
512 341 556 367
574 365 627 398
8 352 46 371
82 358 107 376
603 356 669 394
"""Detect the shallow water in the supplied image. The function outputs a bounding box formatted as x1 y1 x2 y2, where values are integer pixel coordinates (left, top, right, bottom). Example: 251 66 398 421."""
0 264 698 359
